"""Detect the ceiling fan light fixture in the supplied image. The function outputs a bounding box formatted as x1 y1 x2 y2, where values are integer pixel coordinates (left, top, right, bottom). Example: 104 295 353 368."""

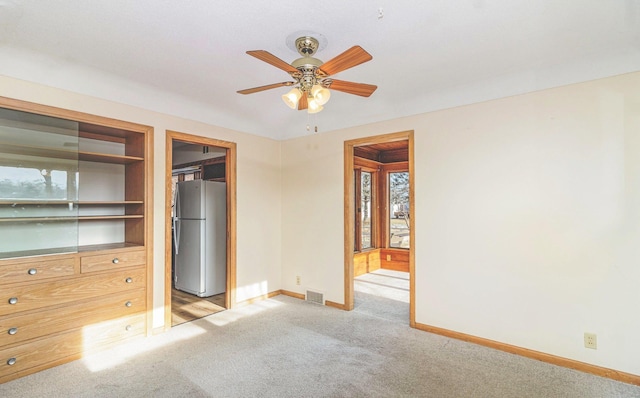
311 84 331 105
307 98 323 114
239 36 376 120
282 87 302 109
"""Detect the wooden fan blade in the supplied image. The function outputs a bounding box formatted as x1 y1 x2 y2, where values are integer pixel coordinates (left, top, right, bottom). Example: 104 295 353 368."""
298 94 308 110
237 81 294 95
318 46 372 76
327 79 377 97
246 50 298 74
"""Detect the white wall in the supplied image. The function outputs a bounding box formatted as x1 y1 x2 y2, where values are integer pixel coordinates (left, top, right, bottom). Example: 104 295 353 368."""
280 72 640 376
0 75 282 329
280 133 347 297
3 69 639 377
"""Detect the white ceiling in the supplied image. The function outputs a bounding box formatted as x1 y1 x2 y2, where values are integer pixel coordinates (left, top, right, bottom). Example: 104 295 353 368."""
1 1 639 140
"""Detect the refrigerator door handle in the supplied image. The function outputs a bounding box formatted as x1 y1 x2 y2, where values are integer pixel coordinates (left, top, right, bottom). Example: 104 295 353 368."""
173 219 180 254
173 186 181 254
174 185 181 219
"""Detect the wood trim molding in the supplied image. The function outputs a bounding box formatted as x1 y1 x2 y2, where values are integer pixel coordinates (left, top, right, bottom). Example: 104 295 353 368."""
233 290 348 308
415 322 640 386
280 290 305 300
344 140 356 311
353 143 408 164
234 290 283 307
325 300 348 310
407 133 416 327
151 326 166 336
344 131 415 324
164 133 173 331
255 290 347 310
275 291 348 310
164 130 237 331
143 123 154 337
173 155 225 170
0 96 152 132
354 156 381 170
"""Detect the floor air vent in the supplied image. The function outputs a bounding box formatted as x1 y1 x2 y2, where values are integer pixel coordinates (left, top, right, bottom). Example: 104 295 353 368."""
306 290 324 305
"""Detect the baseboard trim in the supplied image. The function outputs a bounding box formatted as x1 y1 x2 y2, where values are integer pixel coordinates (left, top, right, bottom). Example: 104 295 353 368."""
277 292 347 310
279 289 305 300
414 322 640 386
152 326 165 335
235 290 283 307
325 300 347 310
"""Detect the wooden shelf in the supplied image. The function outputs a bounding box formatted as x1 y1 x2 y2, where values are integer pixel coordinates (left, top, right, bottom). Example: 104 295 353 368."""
78 242 143 253
0 246 78 260
0 142 77 161
0 215 143 223
0 200 143 206
0 142 143 164
78 215 143 221
0 200 75 205
79 201 143 205
79 151 143 164
0 217 77 223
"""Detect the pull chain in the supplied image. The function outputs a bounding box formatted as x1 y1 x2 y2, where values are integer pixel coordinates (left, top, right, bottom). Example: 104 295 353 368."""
313 111 319 133
305 108 319 133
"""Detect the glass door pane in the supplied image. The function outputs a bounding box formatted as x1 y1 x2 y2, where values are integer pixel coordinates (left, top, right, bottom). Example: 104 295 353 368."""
0 108 79 258
389 171 409 249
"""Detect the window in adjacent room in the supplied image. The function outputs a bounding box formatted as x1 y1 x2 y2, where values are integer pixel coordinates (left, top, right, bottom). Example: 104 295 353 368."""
389 171 410 249
354 168 376 252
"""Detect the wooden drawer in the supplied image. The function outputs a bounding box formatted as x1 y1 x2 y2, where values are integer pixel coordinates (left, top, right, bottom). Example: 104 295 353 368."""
81 249 146 273
0 267 145 316
0 313 145 382
0 289 145 347
0 256 75 285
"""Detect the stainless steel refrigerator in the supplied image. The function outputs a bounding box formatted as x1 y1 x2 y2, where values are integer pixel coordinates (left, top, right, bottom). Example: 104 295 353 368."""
173 179 226 297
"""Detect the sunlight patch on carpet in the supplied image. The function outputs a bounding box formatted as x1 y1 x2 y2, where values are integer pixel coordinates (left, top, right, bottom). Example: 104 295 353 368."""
203 298 284 327
81 321 207 372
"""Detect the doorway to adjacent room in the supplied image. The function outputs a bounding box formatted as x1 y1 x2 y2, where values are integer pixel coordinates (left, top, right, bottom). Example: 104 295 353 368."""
164 131 237 328
344 131 415 325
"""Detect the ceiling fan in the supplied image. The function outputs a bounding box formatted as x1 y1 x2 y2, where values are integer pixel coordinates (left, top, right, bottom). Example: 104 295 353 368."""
237 36 377 114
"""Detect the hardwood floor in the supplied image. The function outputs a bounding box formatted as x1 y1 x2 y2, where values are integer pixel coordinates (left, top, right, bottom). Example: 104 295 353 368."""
171 288 226 326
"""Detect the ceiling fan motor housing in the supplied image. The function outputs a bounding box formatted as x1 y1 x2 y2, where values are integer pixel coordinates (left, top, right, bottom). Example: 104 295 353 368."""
290 57 321 91
295 36 319 56
291 38 324 93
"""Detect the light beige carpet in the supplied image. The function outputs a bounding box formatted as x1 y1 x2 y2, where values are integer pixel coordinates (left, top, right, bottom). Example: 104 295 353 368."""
355 269 410 324
2 294 639 397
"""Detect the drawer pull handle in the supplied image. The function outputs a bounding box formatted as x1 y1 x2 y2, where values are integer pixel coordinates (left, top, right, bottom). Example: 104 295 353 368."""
125 277 133 283
7 358 16 366
8 328 17 335
28 268 37 275
125 301 132 307
8 297 18 305
112 258 119 264
125 325 132 332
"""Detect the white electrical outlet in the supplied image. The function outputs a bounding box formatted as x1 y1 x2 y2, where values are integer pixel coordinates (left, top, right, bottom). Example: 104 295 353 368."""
296 276 301 285
584 332 597 349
